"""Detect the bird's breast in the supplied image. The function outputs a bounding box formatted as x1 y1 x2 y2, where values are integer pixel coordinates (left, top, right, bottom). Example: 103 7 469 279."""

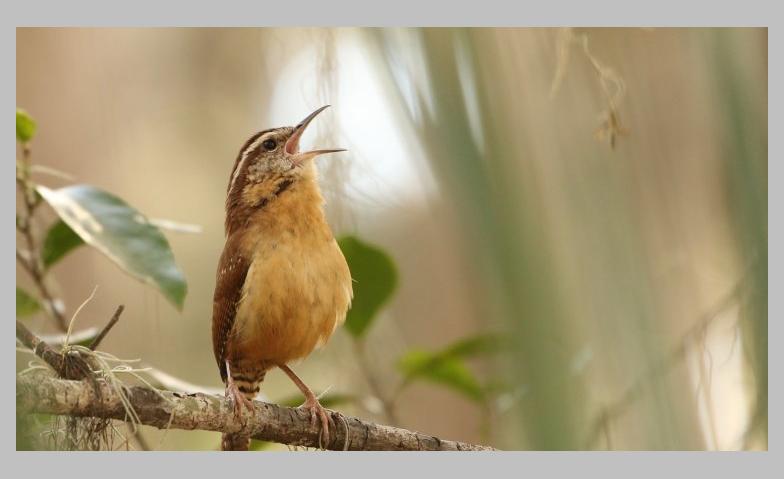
228 187 352 365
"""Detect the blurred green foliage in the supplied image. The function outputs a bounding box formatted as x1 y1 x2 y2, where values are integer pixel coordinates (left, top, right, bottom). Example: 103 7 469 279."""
711 29 768 447
338 234 502 416
398 349 484 402
439 334 507 357
16 108 36 142
16 287 40 317
338 235 398 337
397 334 506 404
248 439 273 451
371 28 591 449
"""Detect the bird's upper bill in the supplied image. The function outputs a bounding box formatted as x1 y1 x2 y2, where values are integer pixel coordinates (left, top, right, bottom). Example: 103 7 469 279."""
285 105 345 166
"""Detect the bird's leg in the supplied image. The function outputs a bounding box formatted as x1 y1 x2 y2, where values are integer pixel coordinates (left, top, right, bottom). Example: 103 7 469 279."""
225 360 254 419
279 364 331 447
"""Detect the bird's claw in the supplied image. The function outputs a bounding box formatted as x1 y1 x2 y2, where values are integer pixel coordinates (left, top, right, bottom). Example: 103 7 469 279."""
226 381 254 420
300 397 330 447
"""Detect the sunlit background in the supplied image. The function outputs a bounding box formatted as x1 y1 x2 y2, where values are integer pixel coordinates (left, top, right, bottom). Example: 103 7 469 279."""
16 27 767 450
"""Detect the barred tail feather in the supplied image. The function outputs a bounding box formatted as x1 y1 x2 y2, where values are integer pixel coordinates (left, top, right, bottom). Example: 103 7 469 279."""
233 378 262 400
222 432 251 451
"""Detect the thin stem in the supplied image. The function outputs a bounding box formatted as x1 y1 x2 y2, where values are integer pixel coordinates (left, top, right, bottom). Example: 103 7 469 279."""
89 305 125 351
353 339 402 426
16 144 68 332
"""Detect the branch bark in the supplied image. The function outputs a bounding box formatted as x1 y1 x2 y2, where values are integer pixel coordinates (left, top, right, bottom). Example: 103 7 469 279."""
16 373 496 451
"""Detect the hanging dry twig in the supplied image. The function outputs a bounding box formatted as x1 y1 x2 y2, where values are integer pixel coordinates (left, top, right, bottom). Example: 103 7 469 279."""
550 28 630 149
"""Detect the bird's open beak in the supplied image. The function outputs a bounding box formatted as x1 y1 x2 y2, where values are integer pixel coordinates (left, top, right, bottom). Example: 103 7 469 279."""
286 105 345 166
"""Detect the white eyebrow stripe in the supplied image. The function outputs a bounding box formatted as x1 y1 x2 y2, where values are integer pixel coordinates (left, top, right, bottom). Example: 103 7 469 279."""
229 131 276 193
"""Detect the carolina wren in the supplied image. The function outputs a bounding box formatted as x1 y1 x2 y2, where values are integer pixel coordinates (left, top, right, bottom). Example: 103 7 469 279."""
212 105 352 450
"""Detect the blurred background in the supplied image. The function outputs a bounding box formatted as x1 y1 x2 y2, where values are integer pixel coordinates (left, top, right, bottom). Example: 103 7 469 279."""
16 27 767 450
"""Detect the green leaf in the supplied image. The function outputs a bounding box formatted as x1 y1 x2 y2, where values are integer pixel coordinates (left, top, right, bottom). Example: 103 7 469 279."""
41 220 85 269
16 108 37 142
39 217 180 271
37 184 187 310
398 349 485 402
443 334 508 358
338 236 398 337
395 334 507 403
16 287 41 317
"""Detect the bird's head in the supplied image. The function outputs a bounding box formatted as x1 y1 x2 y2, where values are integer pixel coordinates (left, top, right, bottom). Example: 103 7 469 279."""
224 106 344 233
227 105 344 194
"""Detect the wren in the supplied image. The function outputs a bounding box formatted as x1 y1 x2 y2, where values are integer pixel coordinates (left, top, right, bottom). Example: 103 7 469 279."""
211 105 352 450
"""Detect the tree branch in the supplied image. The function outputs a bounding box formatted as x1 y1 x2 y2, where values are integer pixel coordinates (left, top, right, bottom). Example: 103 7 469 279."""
89 305 125 351
16 373 496 451
17 320 73 377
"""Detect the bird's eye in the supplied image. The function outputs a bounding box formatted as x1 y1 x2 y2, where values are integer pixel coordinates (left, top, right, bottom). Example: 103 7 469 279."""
262 139 277 151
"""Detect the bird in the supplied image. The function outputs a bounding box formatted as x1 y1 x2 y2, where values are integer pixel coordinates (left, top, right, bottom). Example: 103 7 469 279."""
211 105 352 451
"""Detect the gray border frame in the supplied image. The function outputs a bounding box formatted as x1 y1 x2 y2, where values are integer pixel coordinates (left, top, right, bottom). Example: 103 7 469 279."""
6 0 775 477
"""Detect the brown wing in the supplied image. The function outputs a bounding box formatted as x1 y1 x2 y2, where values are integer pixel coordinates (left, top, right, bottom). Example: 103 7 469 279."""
211 234 250 383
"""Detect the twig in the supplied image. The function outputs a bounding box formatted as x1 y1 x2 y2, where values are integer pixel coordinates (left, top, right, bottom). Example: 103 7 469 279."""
584 276 749 448
549 29 629 149
353 340 402 426
89 305 125 351
17 320 69 376
16 148 68 332
16 320 95 382
17 373 496 451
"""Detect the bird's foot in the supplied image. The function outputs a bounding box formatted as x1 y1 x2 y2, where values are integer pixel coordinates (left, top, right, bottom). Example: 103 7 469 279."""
279 364 332 448
226 379 255 420
299 396 331 448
